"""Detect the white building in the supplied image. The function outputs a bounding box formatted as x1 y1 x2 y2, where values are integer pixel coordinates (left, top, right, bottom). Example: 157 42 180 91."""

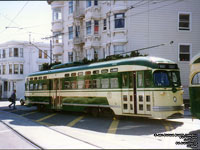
0 41 50 99
48 0 200 99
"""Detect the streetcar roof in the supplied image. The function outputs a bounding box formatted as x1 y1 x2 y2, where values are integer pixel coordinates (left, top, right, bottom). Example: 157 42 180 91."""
190 53 200 64
28 56 176 77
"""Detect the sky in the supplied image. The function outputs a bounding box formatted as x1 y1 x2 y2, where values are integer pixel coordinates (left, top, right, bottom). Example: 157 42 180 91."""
0 1 52 44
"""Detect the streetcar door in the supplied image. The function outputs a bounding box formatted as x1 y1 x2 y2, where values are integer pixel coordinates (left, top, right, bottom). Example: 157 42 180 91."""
52 79 59 109
132 71 137 114
121 72 136 114
137 71 152 115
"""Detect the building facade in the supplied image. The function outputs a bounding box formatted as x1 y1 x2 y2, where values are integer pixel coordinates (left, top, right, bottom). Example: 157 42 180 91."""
48 0 200 99
0 41 50 99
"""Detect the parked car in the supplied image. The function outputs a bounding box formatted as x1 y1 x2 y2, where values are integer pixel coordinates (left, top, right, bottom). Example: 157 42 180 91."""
19 96 25 106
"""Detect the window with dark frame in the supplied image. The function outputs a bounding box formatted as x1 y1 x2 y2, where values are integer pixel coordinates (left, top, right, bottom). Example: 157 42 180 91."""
20 48 23 57
39 50 42 58
179 45 190 61
86 21 92 35
44 50 48 59
86 0 92 7
14 64 19 74
94 20 99 34
3 49 6 58
9 64 12 74
114 13 125 28
103 19 107 30
20 64 23 74
14 48 18 57
9 48 13 57
2 65 5 74
68 26 73 39
94 0 98 6
179 13 190 31
69 1 73 14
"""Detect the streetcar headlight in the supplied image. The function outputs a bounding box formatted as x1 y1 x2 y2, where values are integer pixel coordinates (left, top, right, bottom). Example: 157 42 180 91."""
173 96 177 102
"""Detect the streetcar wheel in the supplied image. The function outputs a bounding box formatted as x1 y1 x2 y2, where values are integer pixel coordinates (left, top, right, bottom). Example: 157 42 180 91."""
20 100 25 106
91 108 99 117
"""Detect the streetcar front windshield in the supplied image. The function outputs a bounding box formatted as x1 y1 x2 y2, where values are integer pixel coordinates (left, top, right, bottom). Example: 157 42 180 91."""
154 71 170 87
153 71 181 87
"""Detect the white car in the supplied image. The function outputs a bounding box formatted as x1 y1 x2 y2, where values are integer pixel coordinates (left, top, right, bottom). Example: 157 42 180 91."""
19 96 25 106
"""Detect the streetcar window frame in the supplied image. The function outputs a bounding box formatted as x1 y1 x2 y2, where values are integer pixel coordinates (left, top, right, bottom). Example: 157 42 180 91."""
71 73 76 77
191 72 200 85
85 71 91 75
110 68 118 73
101 78 109 88
137 71 144 87
101 69 108 74
77 80 84 89
78 72 83 76
110 78 118 88
153 70 170 87
93 79 101 88
65 73 70 77
43 76 47 79
93 70 99 75
39 77 42 80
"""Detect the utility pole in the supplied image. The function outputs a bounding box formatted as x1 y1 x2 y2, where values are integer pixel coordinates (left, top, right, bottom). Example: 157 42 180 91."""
41 36 54 65
41 33 64 65
50 39 52 64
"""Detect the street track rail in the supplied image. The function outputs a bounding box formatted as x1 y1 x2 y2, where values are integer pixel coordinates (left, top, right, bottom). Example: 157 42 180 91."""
0 121 42 149
1 112 102 149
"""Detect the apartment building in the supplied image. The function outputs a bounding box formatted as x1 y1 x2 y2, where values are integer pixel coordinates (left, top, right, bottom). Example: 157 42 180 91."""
0 41 50 99
48 0 200 99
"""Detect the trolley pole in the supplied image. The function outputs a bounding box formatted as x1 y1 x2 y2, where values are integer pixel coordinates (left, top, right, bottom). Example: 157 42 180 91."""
50 39 52 65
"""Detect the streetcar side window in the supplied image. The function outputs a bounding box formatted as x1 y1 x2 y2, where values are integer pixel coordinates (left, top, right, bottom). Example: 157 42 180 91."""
101 78 109 88
72 81 77 89
110 78 118 88
153 71 170 87
101 69 108 74
122 73 128 87
144 71 152 87
78 72 83 76
85 71 91 75
35 83 38 90
64 81 71 89
137 72 144 87
93 79 101 88
30 84 34 90
85 80 92 88
78 80 84 89
38 83 42 90
93 70 99 75
192 72 200 85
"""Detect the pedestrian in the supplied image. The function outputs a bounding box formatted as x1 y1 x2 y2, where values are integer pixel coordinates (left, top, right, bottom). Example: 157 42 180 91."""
8 90 16 109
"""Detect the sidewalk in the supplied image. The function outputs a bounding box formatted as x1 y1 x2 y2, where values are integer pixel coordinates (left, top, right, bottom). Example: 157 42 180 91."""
0 102 99 149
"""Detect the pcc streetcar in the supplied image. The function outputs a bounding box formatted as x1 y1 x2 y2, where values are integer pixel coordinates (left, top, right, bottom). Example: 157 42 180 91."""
25 56 184 119
189 53 200 119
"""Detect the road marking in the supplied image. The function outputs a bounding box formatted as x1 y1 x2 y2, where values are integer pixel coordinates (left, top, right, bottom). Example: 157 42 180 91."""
36 113 57 122
21 111 38 116
107 118 119 134
37 121 55 127
67 116 84 127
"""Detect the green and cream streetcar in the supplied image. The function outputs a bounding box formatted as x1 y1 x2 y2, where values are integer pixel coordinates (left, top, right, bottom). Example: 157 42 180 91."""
189 53 200 119
25 56 184 119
